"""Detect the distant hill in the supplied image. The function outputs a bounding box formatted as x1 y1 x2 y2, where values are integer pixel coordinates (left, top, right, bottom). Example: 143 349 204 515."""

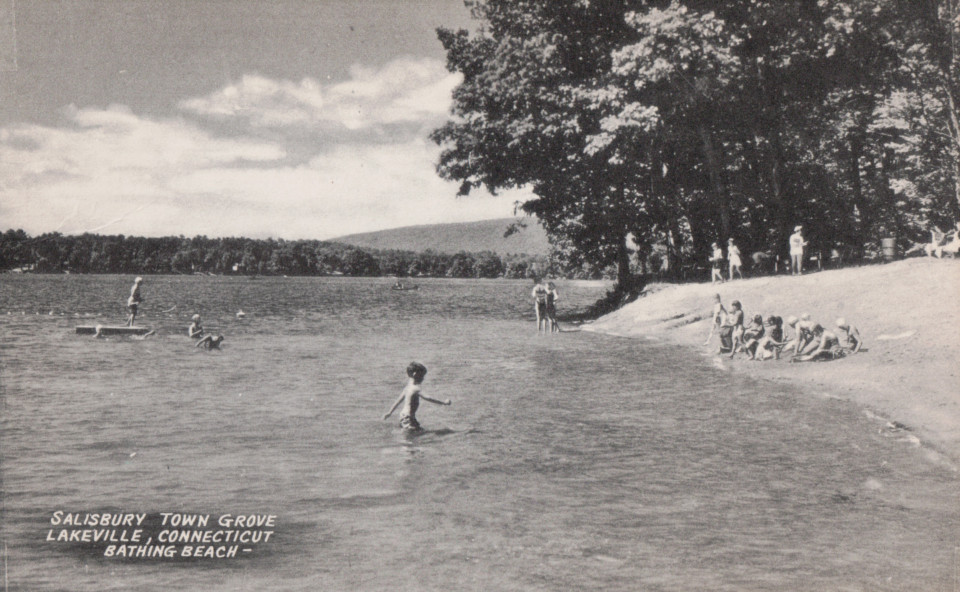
332 218 551 256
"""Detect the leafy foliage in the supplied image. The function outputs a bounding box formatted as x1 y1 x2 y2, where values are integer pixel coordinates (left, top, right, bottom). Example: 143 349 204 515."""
433 0 960 288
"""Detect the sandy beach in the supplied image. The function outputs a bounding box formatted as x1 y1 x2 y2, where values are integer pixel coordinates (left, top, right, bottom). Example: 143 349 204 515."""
585 257 960 463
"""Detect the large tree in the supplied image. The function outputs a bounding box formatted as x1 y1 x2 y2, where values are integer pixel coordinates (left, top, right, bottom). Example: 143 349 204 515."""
434 0 957 285
432 0 657 288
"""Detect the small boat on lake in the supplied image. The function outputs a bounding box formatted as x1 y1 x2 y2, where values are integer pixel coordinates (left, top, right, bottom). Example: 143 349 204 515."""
391 284 419 291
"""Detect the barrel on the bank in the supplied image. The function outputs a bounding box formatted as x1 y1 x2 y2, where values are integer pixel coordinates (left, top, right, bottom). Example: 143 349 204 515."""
881 238 898 262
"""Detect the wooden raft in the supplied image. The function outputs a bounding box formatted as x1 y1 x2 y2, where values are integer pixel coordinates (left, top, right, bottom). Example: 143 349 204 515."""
75 326 153 336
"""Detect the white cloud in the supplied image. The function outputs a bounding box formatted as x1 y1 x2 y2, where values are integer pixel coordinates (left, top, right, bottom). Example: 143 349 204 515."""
0 58 529 240
0 104 286 235
179 57 460 133
166 138 522 239
1 104 284 187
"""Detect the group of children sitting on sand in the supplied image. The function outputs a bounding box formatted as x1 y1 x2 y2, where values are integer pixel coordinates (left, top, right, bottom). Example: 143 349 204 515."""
705 294 862 362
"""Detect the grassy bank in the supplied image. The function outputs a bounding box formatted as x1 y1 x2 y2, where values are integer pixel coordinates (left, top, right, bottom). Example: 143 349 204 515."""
584 257 960 462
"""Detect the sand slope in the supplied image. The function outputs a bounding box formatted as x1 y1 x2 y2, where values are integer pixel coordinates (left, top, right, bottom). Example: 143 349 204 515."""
585 258 960 460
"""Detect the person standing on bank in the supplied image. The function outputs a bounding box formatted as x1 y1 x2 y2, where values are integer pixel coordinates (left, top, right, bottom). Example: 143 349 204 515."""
727 238 743 280
126 277 143 326
710 242 724 284
789 225 808 275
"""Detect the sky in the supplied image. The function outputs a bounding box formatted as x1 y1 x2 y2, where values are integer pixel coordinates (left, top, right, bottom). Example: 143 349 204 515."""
0 0 528 240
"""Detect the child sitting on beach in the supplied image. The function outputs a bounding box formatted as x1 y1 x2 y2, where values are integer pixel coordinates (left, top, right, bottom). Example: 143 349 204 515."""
753 316 785 360
188 314 204 339
793 324 845 362
782 316 816 357
739 314 765 358
383 362 451 431
835 318 863 353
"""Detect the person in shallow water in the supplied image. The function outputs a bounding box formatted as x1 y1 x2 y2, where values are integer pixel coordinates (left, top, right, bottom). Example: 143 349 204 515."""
532 278 550 333
382 362 451 431
546 281 560 333
188 314 204 339
196 334 224 350
703 293 727 346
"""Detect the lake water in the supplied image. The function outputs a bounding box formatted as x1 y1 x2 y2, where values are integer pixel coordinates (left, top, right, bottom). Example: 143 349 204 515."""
1 275 957 591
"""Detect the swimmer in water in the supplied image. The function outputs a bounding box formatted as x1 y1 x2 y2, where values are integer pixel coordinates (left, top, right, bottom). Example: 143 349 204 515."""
196 334 224 350
382 362 451 431
188 314 204 339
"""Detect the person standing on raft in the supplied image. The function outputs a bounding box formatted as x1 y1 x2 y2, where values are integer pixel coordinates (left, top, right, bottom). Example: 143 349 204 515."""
126 277 143 326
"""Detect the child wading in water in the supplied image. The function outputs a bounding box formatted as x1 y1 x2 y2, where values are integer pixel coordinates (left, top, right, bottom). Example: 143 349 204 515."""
188 314 204 339
383 362 451 431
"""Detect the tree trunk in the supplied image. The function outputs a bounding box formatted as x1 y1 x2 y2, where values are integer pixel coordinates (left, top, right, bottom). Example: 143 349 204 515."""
699 123 732 240
879 148 902 239
947 89 960 213
616 232 632 289
847 133 871 257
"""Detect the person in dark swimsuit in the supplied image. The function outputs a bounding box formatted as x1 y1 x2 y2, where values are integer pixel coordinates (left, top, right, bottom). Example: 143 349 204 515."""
531 279 549 333
546 282 560 333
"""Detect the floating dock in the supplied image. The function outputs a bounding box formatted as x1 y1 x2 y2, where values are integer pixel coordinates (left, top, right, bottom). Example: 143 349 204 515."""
76 326 154 336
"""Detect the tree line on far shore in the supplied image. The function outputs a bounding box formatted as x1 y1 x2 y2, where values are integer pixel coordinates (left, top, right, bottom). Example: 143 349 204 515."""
0 230 604 280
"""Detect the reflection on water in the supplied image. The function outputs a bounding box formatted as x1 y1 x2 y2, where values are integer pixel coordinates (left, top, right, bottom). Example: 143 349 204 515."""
1 275 957 591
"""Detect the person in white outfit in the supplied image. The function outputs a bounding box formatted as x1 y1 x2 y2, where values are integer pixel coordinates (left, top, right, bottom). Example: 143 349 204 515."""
727 238 743 280
789 225 808 275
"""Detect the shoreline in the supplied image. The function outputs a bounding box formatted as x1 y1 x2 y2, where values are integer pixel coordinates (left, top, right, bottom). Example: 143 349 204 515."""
583 258 960 465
